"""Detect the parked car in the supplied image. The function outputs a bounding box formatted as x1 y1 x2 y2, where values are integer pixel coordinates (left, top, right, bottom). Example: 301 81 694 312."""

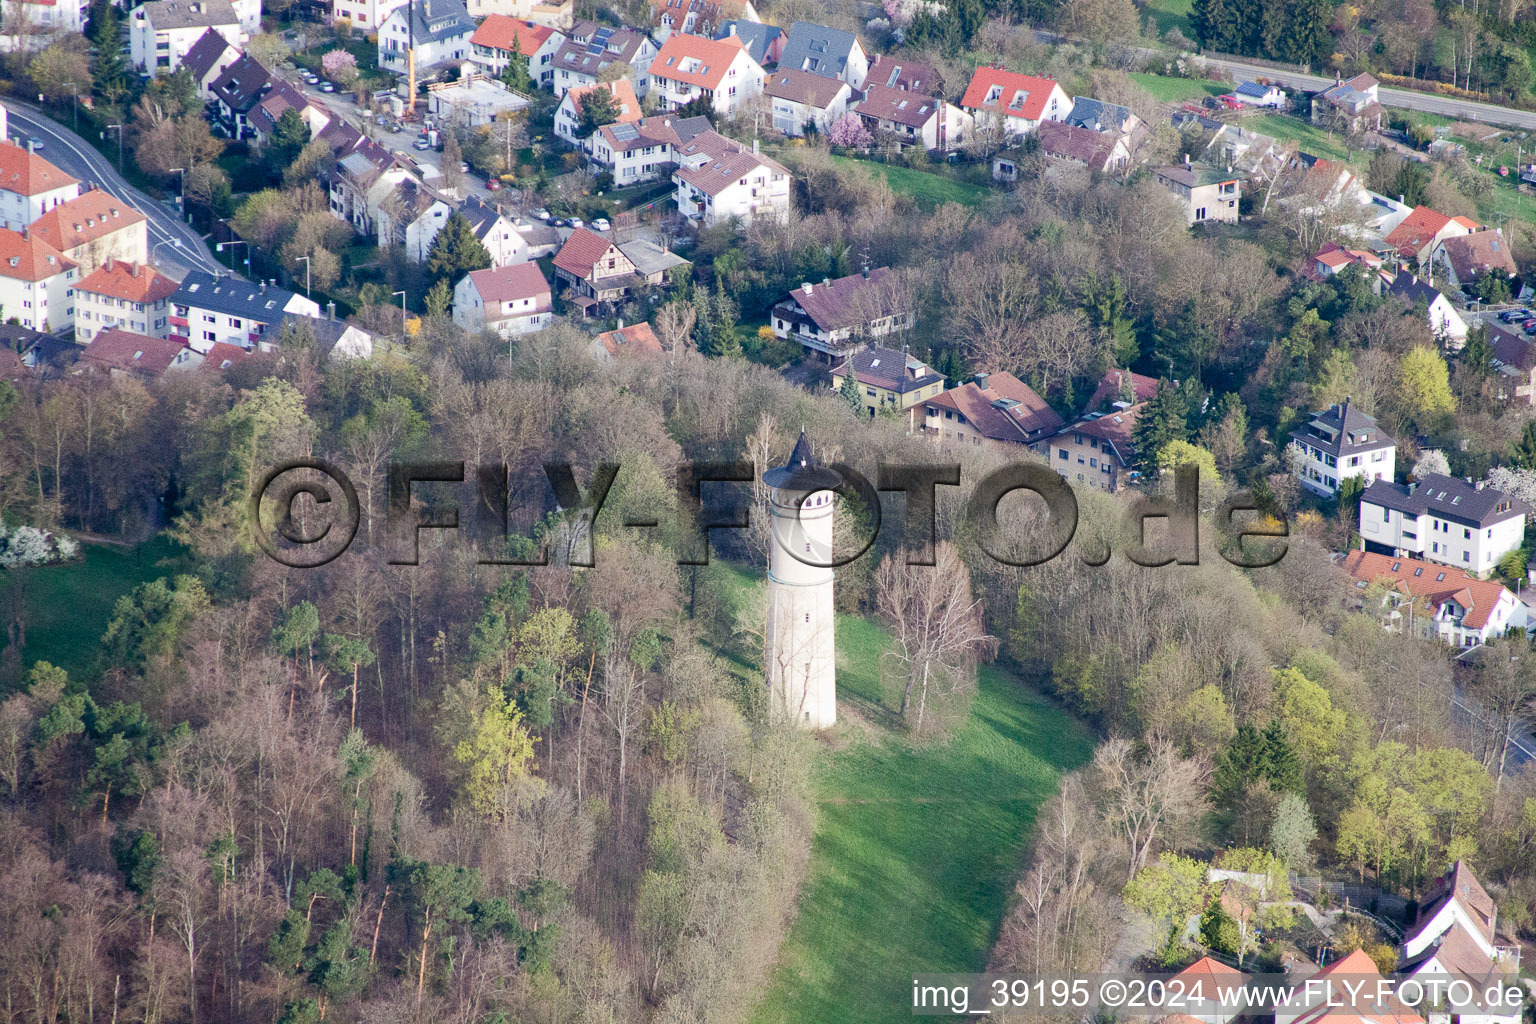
460 161 469 173
1216 94 1242 109
486 178 502 191
1498 310 1521 322
320 82 336 92
568 217 584 229
551 218 568 228
413 136 431 150
531 208 551 221
592 217 611 232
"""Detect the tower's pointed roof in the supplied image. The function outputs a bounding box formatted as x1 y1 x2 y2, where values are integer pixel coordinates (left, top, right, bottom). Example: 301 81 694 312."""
763 430 843 490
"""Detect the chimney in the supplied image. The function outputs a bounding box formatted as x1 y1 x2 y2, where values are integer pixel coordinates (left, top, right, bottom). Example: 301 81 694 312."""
801 281 812 294
1398 194 1405 204
1184 153 1190 167
327 300 336 320
617 316 624 329
972 372 990 391
753 138 760 154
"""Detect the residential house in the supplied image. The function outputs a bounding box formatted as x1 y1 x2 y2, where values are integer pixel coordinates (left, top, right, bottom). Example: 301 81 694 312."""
327 139 411 235
330 0 407 31
247 79 331 145
649 32 765 117
0 229 76 333
554 78 641 145
864 54 943 95
592 320 664 360
960 67 1070 138
777 21 867 88
0 142 78 232
1082 367 1160 413
378 0 476 79
1047 403 1144 492
1343 550 1524 648
1311 72 1385 132
1206 122 1285 178
763 68 853 136
770 267 913 361
210 54 274 139
458 194 535 266
1403 921 1520 1024
715 20 781 66
1232 80 1286 107
376 177 453 261
0 0 84 45
29 190 149 275
1153 163 1240 225
1275 949 1424 1024
1065 95 1145 138
1436 229 1517 295
1035 119 1131 174
852 84 972 152
1283 159 1374 224
73 260 179 344
81 328 200 378
671 130 790 226
1360 474 1527 576
180 30 241 99
458 0 571 28
551 227 689 314
585 113 710 185
650 0 753 40
1490 324 1536 406
1384 205 1476 271
925 371 1065 455
198 341 251 373
130 0 247 75
1289 398 1396 498
278 310 374 361
1402 862 1519 977
1170 956 1246 1024
168 270 322 352
1308 242 1387 284
452 262 552 336
424 75 530 128
1386 272 1468 346
467 16 563 87
830 346 945 424
551 23 659 97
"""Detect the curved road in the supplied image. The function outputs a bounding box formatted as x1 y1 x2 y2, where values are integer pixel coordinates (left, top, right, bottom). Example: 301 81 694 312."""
5 101 227 279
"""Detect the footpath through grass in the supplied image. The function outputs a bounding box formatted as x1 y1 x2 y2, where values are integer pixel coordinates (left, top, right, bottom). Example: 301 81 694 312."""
8 535 184 679
751 612 1095 1024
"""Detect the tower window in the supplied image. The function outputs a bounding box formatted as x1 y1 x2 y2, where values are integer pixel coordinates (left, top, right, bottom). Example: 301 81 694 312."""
805 613 809 622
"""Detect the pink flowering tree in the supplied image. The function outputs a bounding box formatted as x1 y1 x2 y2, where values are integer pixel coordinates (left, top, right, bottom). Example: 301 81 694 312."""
322 49 359 88
827 113 873 149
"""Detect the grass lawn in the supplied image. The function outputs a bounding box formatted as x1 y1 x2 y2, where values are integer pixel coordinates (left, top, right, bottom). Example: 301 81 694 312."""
1129 72 1224 104
750 606 1095 1024
9 535 186 680
830 155 992 211
1242 113 1356 162
1142 0 1193 41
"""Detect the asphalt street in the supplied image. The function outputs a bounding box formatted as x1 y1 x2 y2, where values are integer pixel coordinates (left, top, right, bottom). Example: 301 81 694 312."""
5 101 226 279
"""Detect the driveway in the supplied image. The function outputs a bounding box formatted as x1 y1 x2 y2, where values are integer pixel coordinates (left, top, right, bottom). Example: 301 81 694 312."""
5 102 225 279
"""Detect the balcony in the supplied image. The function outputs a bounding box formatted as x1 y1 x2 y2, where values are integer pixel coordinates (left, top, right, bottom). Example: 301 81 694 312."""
168 315 188 328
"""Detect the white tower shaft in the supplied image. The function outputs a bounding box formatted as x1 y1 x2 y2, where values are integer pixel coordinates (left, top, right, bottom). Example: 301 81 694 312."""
765 477 837 730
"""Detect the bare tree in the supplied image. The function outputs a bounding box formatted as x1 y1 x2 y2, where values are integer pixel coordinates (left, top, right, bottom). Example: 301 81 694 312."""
1089 738 1211 882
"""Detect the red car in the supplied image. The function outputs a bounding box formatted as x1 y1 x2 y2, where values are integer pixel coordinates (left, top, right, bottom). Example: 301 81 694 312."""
1216 94 1243 109
485 178 501 191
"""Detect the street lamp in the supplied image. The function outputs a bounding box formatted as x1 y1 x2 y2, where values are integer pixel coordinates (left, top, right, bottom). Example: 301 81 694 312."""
62 82 78 132
216 239 249 272
295 254 311 298
102 124 124 173
392 289 407 341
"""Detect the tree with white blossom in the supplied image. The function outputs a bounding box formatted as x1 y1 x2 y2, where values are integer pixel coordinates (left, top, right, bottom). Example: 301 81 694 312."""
1411 449 1450 479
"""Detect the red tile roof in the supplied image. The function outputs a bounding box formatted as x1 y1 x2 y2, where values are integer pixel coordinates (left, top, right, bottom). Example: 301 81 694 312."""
1287 948 1425 1024
469 14 554 52
0 228 74 281
564 78 641 123
1072 402 1144 463
30 191 147 253
1342 550 1514 631
673 129 787 197
926 372 1064 443
82 328 188 376
201 341 250 372
552 226 620 278
0 141 78 197
960 66 1064 121
1441 230 1516 281
856 82 942 128
596 321 663 357
1173 955 1245 980
76 260 179 303
465 262 551 305
1384 205 1452 257
649 31 747 91
1085 368 1160 412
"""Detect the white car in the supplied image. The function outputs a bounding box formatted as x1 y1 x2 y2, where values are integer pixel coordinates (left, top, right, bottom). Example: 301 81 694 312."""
592 218 611 232
320 82 336 92
568 217 584 229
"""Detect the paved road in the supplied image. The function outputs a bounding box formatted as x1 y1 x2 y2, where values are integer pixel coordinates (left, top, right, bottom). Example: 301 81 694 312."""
5 102 226 279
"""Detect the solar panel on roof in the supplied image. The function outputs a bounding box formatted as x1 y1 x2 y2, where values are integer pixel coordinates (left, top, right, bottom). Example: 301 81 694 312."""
611 122 640 141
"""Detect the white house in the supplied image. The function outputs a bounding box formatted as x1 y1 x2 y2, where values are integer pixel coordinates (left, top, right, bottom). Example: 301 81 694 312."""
776 21 866 88
73 260 179 343
130 0 247 76
1386 272 1468 347
168 270 321 353
1359 474 1527 577
180 30 241 100
462 0 572 28
331 0 407 31
376 177 453 261
452 263 551 336
852 83 971 152
378 0 476 79
1399 868 1521 1024
762 68 852 136
467 15 563 87
0 0 85 47
1289 399 1396 498
959 66 1070 138
1232 80 1286 107
280 312 375 361
0 229 76 333
553 78 641 146
1436 230 1518 295
1344 550 1524 648
550 25 658 97
1404 862 1507 961
671 130 790 226
457 194 549 266
648 32 765 118
585 113 709 185
0 142 78 232
425 75 530 128
771 268 913 361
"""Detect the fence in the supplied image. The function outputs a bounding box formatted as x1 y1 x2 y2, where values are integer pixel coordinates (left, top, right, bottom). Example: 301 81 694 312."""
1289 874 1408 937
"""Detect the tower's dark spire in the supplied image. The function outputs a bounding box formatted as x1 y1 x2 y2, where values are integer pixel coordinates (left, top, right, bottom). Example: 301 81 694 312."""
764 430 842 490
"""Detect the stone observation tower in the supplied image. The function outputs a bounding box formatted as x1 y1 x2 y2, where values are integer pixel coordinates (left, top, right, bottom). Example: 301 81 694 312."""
763 431 840 730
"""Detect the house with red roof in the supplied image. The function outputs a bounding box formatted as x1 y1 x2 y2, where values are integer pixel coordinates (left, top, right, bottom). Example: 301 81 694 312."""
452 262 551 337
771 268 914 361
467 15 563 87
1083 368 1161 414
649 32 765 117
554 78 642 145
1343 550 1524 648
1311 73 1385 132
1034 119 1130 173
592 320 664 361
852 83 973 153
0 141 79 232
1045 402 1144 492
923 371 1065 453
74 260 180 344
1170 956 1246 1024
29 190 149 275
671 129 791 226
960 66 1070 138
81 328 199 378
1435 228 1518 294
1276 949 1425 1024
551 226 691 314
0 228 77 333
1383 205 1476 270
1308 242 1386 285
